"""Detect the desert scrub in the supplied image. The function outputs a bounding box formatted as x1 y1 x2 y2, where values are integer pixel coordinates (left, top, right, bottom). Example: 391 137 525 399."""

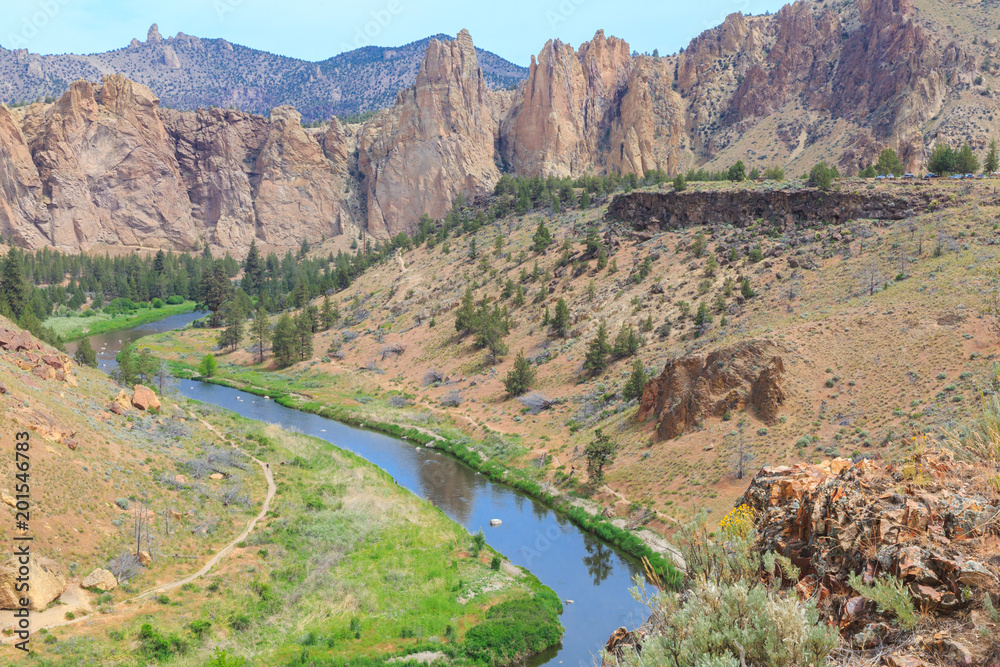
612 511 838 667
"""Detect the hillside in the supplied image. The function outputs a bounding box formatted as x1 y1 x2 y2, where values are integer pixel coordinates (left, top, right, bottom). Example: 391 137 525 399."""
0 317 560 663
0 25 528 120
140 176 1000 533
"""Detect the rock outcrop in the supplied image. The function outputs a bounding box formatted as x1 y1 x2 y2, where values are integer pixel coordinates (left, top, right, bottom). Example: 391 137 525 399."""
0 556 66 611
18 75 199 251
500 31 632 178
358 30 499 237
607 188 931 232
638 340 786 440
741 452 1000 648
131 385 161 411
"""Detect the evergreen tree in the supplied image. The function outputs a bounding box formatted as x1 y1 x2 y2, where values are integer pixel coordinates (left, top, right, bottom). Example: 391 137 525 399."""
294 310 314 361
623 358 648 402
74 336 98 368
503 350 535 397
985 138 999 174
612 324 640 359
455 286 476 336
320 295 338 330
551 298 570 337
874 147 903 176
217 299 247 352
272 313 298 367
956 143 979 174
243 240 264 295
583 322 611 376
251 307 271 364
1 249 28 319
532 221 552 254
584 429 617 485
202 262 234 327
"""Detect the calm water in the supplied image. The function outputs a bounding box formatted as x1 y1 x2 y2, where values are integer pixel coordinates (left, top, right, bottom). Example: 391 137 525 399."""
67 313 653 666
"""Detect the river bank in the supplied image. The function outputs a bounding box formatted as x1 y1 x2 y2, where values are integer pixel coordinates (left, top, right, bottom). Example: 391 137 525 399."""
44 300 197 341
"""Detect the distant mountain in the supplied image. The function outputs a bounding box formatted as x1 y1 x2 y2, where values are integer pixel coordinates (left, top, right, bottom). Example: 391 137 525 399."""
0 24 528 120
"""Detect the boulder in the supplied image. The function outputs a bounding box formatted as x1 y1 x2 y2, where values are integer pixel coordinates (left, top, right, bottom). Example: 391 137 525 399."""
132 385 161 411
112 390 132 413
0 556 66 611
81 568 117 591
137 550 152 566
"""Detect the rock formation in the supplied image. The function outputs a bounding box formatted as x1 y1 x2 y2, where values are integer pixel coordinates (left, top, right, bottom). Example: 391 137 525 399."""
0 556 66 611
358 30 499 237
500 31 632 178
81 568 117 591
637 340 786 440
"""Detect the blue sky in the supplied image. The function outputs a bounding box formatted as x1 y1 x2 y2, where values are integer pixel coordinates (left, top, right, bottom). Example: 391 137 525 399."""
3 0 790 65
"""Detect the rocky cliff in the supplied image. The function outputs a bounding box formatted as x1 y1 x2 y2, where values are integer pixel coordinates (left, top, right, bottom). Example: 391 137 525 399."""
607 187 930 232
637 340 787 440
0 0 997 251
358 30 499 238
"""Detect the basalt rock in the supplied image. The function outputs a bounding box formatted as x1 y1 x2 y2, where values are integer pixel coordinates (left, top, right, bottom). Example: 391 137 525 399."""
637 340 786 440
608 188 931 232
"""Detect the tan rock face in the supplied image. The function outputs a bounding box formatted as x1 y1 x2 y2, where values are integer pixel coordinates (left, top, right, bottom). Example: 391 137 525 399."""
19 75 199 251
359 29 499 237
638 340 786 440
81 568 117 591
253 106 349 244
0 105 49 248
606 57 685 179
0 556 66 611
500 30 632 178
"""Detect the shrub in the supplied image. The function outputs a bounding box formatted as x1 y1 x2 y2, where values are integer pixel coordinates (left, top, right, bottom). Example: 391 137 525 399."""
198 353 217 378
672 174 687 191
808 162 838 190
846 572 918 629
151 298 165 309
166 295 184 305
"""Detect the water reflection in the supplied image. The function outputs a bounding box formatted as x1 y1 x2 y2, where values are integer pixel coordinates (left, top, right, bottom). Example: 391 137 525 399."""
583 537 615 586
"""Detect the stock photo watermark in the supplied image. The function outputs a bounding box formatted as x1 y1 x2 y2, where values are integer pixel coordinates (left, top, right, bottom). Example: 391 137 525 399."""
5 0 72 50
545 0 586 30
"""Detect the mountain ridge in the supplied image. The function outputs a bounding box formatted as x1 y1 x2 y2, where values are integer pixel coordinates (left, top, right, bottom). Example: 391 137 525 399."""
0 24 528 120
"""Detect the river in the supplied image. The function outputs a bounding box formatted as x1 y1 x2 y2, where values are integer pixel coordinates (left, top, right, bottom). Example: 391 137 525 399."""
67 312 654 666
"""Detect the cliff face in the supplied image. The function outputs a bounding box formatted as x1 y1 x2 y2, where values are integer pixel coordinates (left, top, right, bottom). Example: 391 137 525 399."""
499 30 633 178
0 0 996 252
358 30 499 238
17 75 199 251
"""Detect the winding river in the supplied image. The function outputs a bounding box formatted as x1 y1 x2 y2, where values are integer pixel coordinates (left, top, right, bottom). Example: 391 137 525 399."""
67 312 654 666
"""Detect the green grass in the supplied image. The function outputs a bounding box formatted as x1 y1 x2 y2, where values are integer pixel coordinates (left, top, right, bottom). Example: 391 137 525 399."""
43 301 197 340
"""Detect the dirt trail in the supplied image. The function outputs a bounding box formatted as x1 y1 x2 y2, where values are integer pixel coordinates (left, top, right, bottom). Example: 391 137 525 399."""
0 412 276 640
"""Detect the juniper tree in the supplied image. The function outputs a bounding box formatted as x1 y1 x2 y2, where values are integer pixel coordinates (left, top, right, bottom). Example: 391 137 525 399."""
623 358 648 402
503 350 535 397
74 337 98 368
583 322 611 376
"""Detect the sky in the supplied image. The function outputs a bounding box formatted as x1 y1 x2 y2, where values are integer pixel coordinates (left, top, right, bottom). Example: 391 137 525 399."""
2 0 791 65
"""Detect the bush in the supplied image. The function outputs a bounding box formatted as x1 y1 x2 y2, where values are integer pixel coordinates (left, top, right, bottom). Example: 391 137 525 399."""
808 162 838 190
846 572 918 629
166 295 185 305
672 174 687 191
137 623 187 661
198 353 217 378
151 298 165 309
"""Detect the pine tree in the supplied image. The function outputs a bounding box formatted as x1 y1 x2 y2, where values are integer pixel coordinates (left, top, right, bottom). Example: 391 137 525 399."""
74 336 98 368
503 350 535 397
320 295 338 330
272 313 298 368
583 322 611 376
455 286 476 336
217 299 246 352
612 324 640 359
295 310 314 361
243 240 264 295
1 248 28 319
532 221 552 254
251 307 271 364
552 298 570 337
985 138 999 174
584 429 617 485
623 358 648 402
